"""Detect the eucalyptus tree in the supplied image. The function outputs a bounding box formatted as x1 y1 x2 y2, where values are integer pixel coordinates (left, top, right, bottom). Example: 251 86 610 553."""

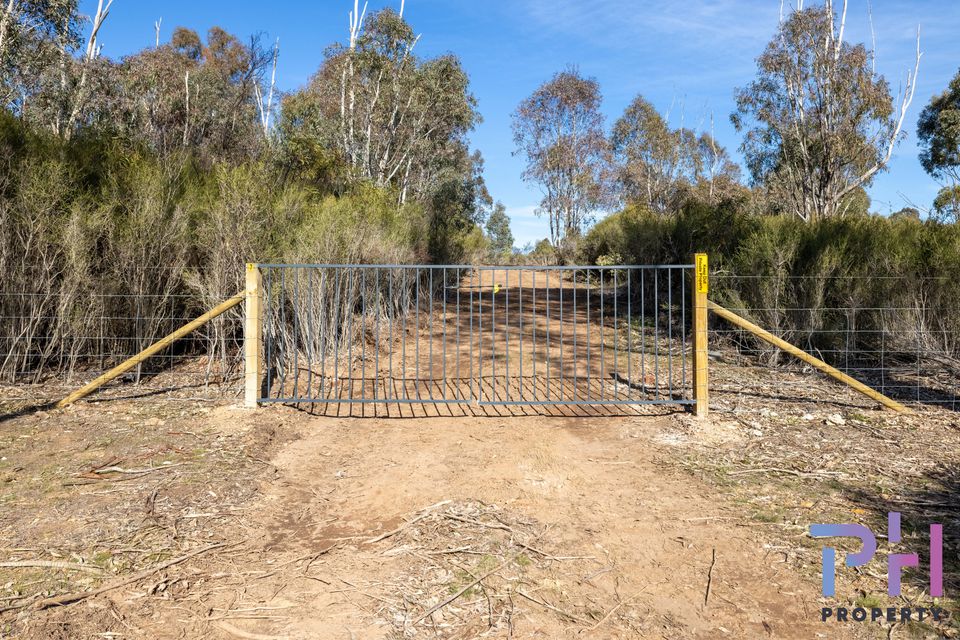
612 96 741 214
111 26 271 161
282 6 479 205
732 0 920 222
512 68 611 246
918 68 960 221
486 202 513 259
0 0 80 115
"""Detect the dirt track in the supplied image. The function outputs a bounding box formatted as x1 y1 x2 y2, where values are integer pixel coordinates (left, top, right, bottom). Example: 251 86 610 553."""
1 396 881 639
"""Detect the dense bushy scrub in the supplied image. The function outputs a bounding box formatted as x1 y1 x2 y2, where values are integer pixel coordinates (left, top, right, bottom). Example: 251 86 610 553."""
0 113 481 382
581 202 960 365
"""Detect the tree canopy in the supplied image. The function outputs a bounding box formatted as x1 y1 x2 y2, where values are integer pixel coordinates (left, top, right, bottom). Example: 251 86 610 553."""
918 68 960 221
732 1 919 222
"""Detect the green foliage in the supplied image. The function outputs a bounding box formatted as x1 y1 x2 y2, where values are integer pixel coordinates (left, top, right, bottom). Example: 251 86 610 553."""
733 3 908 222
485 202 514 259
581 204 960 363
919 68 960 221
512 67 611 245
526 238 556 266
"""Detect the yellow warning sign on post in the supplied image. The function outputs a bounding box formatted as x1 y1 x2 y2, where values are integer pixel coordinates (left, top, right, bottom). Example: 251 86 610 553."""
696 254 708 294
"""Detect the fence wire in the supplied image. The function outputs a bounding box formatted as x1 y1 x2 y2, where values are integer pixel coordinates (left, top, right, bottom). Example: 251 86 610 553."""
0 290 243 405
708 273 960 410
3 267 957 413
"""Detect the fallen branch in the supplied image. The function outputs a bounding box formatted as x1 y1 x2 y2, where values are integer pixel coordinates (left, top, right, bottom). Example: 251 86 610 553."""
92 464 185 475
213 620 288 640
515 588 593 625
365 500 452 545
727 467 845 479
414 556 514 624
704 548 716 607
0 561 105 574
32 542 230 610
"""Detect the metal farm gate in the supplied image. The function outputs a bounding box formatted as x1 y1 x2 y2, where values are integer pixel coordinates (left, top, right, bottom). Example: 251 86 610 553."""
251 264 695 412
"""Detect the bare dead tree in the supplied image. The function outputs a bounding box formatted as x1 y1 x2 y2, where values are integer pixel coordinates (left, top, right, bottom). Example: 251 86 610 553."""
59 0 114 139
154 16 161 48
254 37 279 138
0 0 15 59
182 69 190 146
84 0 113 61
340 0 366 166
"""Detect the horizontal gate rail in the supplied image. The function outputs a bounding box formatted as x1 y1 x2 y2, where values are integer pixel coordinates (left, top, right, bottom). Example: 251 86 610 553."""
252 264 695 412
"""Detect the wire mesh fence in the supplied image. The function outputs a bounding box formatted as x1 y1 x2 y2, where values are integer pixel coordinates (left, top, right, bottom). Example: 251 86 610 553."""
708 273 960 410
4 263 958 414
0 289 244 405
258 264 693 412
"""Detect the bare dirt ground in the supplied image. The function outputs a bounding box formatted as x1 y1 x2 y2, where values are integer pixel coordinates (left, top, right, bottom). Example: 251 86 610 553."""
2 399 860 640
1 269 956 639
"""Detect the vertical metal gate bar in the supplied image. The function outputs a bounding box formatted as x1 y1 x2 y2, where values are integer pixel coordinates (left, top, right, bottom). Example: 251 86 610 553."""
559 270 564 401
532 271 537 401
280 269 288 395
348 271 355 404
401 268 407 386
388 269 394 406
477 271 482 402
429 268 434 394
361 268 366 412
668 268 673 399
415 267 420 392
641 269 645 395
332 270 341 401
505 269 509 402
456 270 461 403
292 268 300 403
545 269 551 401
681 269 686 398
627 269 632 400
307 268 314 402
265 268 273 400
654 269 660 400
375 267 380 414
320 269 327 401
583 270 593 397
491 268 496 404
613 269 619 400
519 268 524 399
571 269 581 400
599 269 604 401
442 268 447 403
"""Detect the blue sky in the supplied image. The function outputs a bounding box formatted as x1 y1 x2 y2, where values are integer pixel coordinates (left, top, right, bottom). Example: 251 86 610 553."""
82 0 960 246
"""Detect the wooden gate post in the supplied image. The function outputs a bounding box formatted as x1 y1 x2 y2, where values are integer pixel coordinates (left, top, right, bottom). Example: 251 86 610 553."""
692 254 709 418
244 263 263 408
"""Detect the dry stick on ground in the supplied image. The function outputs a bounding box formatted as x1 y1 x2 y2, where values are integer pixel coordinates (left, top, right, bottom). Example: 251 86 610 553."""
704 548 717 607
584 588 646 633
514 588 593 625
413 556 515 625
365 500 453 544
727 467 845 479
31 542 230 610
0 561 105 573
443 514 590 561
213 620 288 640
